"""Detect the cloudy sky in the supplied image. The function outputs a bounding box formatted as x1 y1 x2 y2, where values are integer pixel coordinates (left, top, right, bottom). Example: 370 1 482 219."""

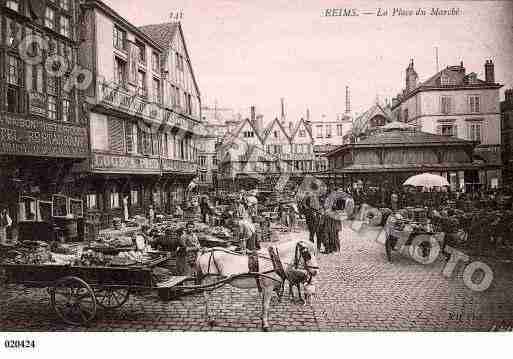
104 0 513 123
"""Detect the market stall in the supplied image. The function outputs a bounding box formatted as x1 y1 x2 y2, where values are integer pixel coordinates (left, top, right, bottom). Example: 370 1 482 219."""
0 238 188 325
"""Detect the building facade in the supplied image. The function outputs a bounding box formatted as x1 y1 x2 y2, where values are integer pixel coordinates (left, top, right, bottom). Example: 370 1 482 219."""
0 0 87 229
217 116 316 191
501 89 513 186
309 113 352 147
76 0 201 228
196 105 237 190
391 59 503 188
325 123 483 192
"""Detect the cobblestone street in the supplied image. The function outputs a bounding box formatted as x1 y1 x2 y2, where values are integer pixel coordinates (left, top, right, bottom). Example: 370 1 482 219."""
1 228 513 332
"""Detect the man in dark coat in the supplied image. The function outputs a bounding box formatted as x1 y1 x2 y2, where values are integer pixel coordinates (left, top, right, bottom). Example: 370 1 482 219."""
300 196 319 245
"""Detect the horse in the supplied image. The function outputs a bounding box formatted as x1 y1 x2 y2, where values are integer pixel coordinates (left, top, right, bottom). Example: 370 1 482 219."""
195 239 319 331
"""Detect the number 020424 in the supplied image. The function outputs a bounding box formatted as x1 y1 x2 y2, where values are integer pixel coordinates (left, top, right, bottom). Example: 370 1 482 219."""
4 340 36 349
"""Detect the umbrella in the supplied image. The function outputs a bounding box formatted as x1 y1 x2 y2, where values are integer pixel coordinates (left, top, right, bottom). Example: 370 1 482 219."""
403 173 450 188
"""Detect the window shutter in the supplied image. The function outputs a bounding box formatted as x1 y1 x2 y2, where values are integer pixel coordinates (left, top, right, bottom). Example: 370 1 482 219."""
125 122 133 153
436 125 441 135
108 118 125 153
453 125 458 138
466 123 471 140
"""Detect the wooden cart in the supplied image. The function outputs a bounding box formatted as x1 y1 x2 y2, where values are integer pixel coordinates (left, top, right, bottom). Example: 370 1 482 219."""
0 253 191 326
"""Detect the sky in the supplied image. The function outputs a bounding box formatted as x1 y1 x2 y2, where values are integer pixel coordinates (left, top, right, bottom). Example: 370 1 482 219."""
104 0 513 123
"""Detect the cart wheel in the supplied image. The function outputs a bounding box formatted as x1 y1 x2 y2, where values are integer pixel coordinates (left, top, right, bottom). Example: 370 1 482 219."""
50 276 97 326
94 288 130 309
385 236 393 262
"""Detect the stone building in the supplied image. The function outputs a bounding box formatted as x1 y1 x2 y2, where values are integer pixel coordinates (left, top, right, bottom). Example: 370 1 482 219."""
391 59 503 188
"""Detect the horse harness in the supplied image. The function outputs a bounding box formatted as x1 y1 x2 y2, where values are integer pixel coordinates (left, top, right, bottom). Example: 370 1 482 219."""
200 242 318 292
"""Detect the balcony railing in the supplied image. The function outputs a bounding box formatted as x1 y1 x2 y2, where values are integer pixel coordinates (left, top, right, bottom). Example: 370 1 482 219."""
97 81 204 135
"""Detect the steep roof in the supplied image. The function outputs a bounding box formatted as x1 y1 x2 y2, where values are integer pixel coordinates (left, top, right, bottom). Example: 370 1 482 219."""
139 22 200 97
393 63 502 109
231 118 264 145
417 65 489 88
138 22 179 49
290 118 313 140
262 118 291 143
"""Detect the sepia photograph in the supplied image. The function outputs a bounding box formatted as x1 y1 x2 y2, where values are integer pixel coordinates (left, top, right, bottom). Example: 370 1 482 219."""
0 0 512 355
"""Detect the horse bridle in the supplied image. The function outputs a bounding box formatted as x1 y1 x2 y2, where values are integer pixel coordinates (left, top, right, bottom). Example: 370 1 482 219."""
198 242 318 285
293 242 319 284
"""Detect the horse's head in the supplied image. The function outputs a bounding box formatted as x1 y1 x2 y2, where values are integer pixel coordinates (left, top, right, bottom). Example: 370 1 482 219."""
294 240 319 278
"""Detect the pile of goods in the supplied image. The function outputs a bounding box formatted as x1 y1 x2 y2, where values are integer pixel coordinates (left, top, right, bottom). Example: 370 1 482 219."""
148 221 235 250
0 241 55 265
86 235 135 254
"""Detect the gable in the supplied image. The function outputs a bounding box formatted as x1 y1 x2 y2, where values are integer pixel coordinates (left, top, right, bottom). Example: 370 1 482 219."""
291 119 313 144
237 120 262 146
263 119 290 145
171 25 201 98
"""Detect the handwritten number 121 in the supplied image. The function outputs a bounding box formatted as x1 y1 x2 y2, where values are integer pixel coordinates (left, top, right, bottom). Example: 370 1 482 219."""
170 12 183 20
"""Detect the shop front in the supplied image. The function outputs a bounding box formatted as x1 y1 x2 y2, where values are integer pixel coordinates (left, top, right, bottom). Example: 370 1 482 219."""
0 112 89 241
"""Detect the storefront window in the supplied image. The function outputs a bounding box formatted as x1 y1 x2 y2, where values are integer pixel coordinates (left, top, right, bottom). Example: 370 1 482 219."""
110 188 120 209
131 189 139 206
86 194 97 209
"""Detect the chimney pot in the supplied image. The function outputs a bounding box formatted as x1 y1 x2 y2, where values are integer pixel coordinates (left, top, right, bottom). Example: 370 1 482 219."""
485 59 495 83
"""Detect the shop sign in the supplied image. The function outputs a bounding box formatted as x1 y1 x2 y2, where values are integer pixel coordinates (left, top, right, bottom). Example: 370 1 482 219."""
0 114 89 158
92 153 160 173
162 158 197 173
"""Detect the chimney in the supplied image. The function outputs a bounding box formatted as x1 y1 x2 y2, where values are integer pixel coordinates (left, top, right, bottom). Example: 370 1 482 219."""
250 106 256 122
306 108 310 122
485 60 495 83
280 98 286 124
345 86 351 114
506 89 513 103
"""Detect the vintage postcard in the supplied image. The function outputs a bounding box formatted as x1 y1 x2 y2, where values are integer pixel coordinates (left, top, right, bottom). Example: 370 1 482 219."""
0 0 512 355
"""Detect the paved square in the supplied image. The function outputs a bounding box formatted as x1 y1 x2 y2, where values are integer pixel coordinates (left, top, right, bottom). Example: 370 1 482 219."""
1 228 512 331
